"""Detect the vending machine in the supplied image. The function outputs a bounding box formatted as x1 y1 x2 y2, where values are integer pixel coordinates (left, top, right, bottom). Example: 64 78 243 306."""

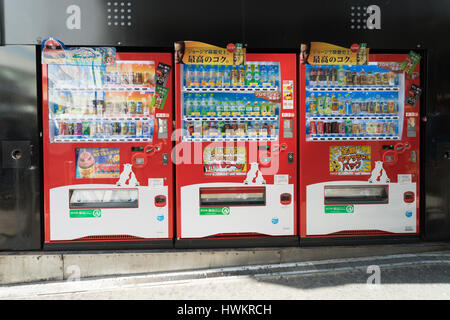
299 52 421 240
175 47 297 246
42 41 174 248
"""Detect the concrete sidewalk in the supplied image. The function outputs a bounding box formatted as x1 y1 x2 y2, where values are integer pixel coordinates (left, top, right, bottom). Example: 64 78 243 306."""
0 241 449 285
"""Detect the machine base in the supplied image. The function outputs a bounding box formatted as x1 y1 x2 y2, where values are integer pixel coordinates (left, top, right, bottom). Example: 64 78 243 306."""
300 235 421 247
44 240 174 251
174 236 299 249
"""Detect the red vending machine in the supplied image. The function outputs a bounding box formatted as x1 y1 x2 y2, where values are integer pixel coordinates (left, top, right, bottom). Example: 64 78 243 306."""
42 42 173 248
299 51 421 241
175 44 297 247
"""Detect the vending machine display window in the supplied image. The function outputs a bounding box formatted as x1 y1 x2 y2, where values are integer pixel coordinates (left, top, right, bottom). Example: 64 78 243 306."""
180 62 281 142
47 62 156 143
304 64 404 141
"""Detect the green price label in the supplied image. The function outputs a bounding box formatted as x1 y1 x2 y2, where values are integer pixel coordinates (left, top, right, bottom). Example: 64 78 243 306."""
70 209 102 218
325 205 354 214
200 207 230 215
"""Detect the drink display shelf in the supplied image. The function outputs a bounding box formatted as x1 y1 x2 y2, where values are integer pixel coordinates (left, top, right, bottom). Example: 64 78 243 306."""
309 135 400 141
49 86 155 93
183 115 278 122
306 85 399 92
306 115 400 121
182 86 279 93
53 137 152 143
52 114 153 121
182 135 278 142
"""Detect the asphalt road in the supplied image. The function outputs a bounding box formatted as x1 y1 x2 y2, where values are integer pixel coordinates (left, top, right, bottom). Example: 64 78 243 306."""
1 251 449 300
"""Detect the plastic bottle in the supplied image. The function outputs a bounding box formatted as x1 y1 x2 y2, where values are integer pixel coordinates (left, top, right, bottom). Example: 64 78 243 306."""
185 94 192 115
237 96 245 115
253 64 261 86
245 97 253 115
208 94 216 115
216 95 223 116
238 65 245 86
253 98 261 116
209 65 217 87
260 64 268 86
268 65 276 87
223 65 231 87
201 94 208 115
338 65 345 86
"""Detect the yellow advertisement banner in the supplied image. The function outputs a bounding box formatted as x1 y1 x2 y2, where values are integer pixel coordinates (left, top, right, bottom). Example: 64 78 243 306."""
174 41 245 65
307 42 369 65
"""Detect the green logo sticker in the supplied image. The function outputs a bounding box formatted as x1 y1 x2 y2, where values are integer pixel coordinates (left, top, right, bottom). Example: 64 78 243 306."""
70 209 102 218
325 205 354 214
200 207 230 215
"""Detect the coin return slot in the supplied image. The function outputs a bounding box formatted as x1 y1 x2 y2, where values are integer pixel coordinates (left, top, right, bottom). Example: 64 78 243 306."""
69 189 138 208
199 187 266 207
324 185 388 204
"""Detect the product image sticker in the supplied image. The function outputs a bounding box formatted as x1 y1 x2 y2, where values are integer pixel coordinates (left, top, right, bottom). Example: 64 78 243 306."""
406 84 422 107
407 117 417 137
329 145 371 175
155 63 171 86
150 86 169 109
75 148 120 179
282 80 294 109
203 146 247 176
401 51 421 75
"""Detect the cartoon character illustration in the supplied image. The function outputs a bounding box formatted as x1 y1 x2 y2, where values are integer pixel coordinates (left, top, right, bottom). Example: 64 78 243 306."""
329 159 341 172
244 162 266 185
368 161 390 183
116 163 139 186
42 38 66 64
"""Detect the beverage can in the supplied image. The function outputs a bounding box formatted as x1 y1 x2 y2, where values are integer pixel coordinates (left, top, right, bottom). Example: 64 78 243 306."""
103 121 112 136
82 121 90 135
345 120 353 134
89 122 96 136
136 120 143 136
58 121 67 136
142 121 150 137
128 121 136 136
339 121 346 134
75 122 82 135
317 121 324 134
310 121 316 135
136 101 143 114
121 121 127 135
376 122 383 134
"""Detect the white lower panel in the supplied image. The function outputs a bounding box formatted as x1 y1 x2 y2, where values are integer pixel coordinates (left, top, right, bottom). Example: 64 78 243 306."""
50 184 169 241
306 180 417 235
180 183 295 238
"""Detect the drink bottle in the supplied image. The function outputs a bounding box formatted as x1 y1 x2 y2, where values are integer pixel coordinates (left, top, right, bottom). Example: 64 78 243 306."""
245 64 252 86
253 64 261 86
223 65 231 87
209 65 217 87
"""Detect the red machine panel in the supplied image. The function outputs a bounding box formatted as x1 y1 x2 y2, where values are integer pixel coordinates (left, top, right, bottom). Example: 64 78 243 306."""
43 52 174 244
175 53 297 241
299 53 420 238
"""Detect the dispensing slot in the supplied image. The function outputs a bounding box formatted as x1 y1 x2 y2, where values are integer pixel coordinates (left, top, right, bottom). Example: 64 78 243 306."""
324 185 388 204
69 188 138 208
199 187 266 207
